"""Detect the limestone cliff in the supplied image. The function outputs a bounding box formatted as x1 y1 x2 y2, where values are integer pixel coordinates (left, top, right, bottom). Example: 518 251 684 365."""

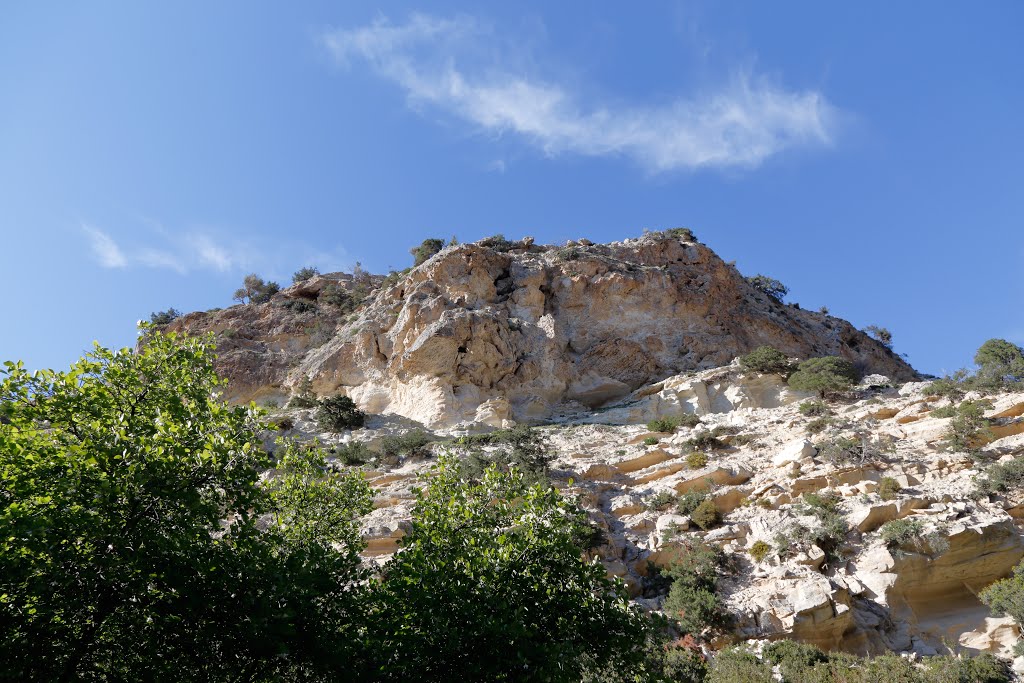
171 232 915 426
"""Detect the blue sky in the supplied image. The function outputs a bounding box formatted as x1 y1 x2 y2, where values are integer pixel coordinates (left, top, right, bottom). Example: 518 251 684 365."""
1 2 1022 376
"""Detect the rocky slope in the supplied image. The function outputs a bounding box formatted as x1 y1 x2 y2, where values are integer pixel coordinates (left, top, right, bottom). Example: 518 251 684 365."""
170 232 914 427
166 231 1024 670
272 367 1024 667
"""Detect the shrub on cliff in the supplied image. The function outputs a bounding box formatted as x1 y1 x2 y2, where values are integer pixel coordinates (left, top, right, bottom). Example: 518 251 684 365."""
409 238 445 266
233 273 281 304
739 346 794 376
788 356 859 397
292 266 319 283
315 394 366 431
745 274 788 301
974 338 1024 389
149 308 181 325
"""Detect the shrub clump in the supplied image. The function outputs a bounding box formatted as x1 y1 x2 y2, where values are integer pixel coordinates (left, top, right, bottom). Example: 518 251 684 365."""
292 266 319 283
799 399 831 417
686 452 709 469
149 308 181 326
378 430 433 461
788 356 859 397
941 399 993 455
315 395 366 432
739 346 794 376
689 499 720 530
287 377 318 408
455 425 552 487
647 414 700 432
233 273 281 304
976 457 1024 497
745 274 789 302
410 238 445 266
748 540 772 564
878 476 902 501
805 417 833 435
646 490 678 511
662 540 726 636
643 436 660 446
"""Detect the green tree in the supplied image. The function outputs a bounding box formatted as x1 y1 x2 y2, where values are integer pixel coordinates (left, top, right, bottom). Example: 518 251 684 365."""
788 356 859 397
410 238 445 266
149 307 181 325
739 346 794 376
293 266 320 283
316 394 366 431
367 455 652 681
981 561 1024 628
233 273 281 304
974 338 1024 388
865 325 894 349
745 274 788 301
0 331 374 681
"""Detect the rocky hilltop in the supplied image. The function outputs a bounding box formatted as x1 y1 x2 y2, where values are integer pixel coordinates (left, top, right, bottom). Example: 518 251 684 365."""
164 231 1024 672
170 231 914 426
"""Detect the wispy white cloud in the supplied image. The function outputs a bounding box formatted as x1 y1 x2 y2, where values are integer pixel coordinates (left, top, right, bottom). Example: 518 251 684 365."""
188 234 234 272
82 224 128 268
320 14 838 172
80 220 352 281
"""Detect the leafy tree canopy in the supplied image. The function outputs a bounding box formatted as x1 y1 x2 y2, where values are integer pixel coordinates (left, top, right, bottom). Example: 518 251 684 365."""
787 356 859 397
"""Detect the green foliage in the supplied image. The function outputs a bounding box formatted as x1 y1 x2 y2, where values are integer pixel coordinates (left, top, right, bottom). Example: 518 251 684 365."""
686 451 709 469
739 346 794 376
647 414 700 432
929 404 959 418
781 490 849 562
288 376 318 408
805 417 833 435
976 457 1024 497
879 518 926 549
745 274 789 301
333 440 372 466
410 238 445 266
319 282 367 314
149 307 181 325
315 394 366 431
677 488 712 516
479 233 516 251
644 436 660 446
369 455 653 681
689 499 720 530
981 561 1024 627
279 297 318 313
647 490 678 511
704 644 1010 683
817 436 867 466
665 227 696 241
0 331 375 680
456 425 553 486
378 430 433 461
662 645 709 682
233 272 281 304
974 338 1024 388
788 356 859 397
799 400 831 417
924 371 969 402
878 476 902 501
865 325 894 348
749 540 772 563
941 399 993 455
292 266 319 283
707 647 774 683
663 540 726 636
684 432 726 451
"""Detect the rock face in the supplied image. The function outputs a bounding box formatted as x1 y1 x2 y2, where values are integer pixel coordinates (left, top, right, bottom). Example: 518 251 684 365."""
173 233 915 426
341 375 1024 660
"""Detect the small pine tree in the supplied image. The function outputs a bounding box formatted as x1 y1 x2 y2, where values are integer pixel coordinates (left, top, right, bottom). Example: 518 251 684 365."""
787 356 859 397
292 266 319 283
745 274 788 301
410 238 445 266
